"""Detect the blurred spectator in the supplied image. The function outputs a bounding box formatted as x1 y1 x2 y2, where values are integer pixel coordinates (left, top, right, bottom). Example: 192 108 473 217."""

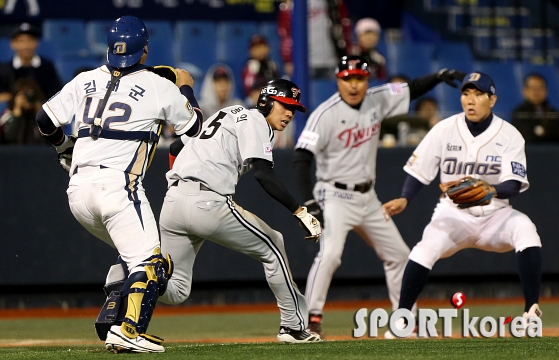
512 73 559 143
200 64 244 116
278 0 351 79
241 34 280 97
7 23 62 100
415 96 441 129
352 17 387 80
0 63 15 103
0 78 46 145
380 95 439 147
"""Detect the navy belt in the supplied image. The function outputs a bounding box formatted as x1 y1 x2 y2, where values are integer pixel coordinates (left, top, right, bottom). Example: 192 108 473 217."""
171 180 211 191
78 128 159 142
73 165 108 175
334 180 373 193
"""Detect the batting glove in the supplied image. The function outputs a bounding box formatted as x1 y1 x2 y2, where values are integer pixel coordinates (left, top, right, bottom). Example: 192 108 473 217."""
55 135 76 173
438 69 467 88
295 206 322 243
304 199 324 226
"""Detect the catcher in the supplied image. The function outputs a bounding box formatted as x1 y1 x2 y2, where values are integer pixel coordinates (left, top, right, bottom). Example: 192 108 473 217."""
381 71 542 338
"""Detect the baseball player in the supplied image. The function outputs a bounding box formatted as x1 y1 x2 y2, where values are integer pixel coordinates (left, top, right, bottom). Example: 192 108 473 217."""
35 16 203 353
382 72 542 338
294 55 466 336
158 79 322 344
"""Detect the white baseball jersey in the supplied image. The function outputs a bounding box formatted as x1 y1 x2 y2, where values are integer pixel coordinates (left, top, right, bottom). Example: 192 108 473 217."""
43 65 197 178
296 83 410 184
404 113 530 216
167 105 274 195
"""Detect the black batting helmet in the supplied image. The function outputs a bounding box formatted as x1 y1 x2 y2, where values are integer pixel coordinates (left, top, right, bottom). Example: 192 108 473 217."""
335 55 370 78
256 79 307 116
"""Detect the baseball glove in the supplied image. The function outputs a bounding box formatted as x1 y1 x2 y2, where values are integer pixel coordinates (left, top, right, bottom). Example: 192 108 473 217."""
440 176 496 209
150 65 178 85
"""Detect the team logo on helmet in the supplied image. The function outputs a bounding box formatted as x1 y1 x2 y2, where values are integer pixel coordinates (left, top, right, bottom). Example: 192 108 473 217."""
291 87 300 98
347 59 359 69
262 86 278 95
113 42 127 55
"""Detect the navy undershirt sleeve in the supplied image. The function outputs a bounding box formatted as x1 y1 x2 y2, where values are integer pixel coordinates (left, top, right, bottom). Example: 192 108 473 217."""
179 85 203 137
493 180 521 199
36 107 65 146
400 175 426 202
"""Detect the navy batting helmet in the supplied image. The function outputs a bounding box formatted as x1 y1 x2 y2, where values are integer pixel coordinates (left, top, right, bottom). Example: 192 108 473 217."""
256 79 306 116
335 55 370 78
107 16 149 68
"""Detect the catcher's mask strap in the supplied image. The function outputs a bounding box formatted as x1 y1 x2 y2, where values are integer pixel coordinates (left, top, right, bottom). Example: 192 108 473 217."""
90 69 123 141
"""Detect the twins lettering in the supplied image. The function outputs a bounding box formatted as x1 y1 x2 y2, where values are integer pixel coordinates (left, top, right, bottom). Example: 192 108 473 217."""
338 122 380 148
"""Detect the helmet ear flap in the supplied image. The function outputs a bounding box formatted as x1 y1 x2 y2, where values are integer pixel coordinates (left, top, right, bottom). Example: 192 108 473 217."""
256 94 274 117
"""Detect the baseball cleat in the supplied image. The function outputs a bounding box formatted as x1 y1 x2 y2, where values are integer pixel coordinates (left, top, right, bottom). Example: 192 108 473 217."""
105 325 164 353
520 303 543 337
308 314 323 337
384 318 418 339
277 326 322 343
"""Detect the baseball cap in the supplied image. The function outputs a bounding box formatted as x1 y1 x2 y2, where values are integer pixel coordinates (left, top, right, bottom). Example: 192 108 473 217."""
249 34 269 48
11 23 41 39
460 72 496 95
355 18 381 36
335 55 370 78
213 66 229 80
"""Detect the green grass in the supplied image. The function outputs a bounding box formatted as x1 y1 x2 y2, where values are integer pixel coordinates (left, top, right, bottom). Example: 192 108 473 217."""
0 338 558 359
0 303 558 359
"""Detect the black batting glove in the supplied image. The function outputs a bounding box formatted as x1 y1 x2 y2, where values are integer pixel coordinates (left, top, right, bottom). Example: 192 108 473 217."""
304 199 324 227
438 69 467 88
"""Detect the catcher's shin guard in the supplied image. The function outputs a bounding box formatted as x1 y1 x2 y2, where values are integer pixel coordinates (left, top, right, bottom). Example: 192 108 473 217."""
118 250 173 339
95 258 128 341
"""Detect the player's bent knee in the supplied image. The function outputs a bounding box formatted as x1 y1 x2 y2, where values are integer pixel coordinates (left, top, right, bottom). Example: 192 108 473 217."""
408 245 439 270
158 280 191 305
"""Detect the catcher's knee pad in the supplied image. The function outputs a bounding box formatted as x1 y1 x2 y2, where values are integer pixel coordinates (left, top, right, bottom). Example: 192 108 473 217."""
95 257 129 341
118 249 173 339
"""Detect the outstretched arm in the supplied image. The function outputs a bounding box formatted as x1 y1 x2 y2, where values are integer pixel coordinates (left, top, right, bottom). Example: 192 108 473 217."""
407 69 466 100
